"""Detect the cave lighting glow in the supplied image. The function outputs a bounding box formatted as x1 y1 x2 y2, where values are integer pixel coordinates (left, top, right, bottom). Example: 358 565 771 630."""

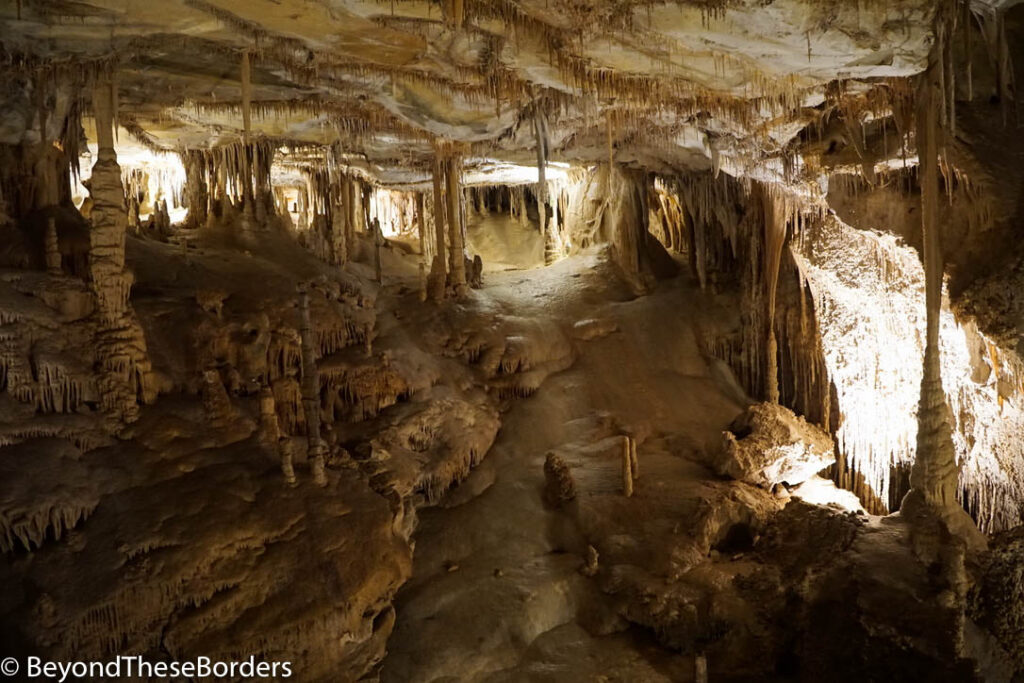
71 129 188 223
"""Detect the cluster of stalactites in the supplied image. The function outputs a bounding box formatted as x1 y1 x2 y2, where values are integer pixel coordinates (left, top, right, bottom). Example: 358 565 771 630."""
424 143 471 300
808 0 1011 190
669 171 832 436
174 140 279 232
0 71 85 223
292 160 372 266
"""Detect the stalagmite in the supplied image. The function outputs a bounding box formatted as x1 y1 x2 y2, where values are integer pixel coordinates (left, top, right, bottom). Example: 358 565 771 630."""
45 218 61 274
621 435 634 497
580 545 599 577
886 30 985 572
373 217 384 284
299 286 327 486
279 437 297 486
543 452 576 507
258 386 281 444
416 192 426 263
695 654 709 683
201 369 234 427
629 437 639 480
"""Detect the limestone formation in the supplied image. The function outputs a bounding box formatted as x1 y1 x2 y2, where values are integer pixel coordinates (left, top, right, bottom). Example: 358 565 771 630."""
44 218 60 274
580 544 599 577
298 286 327 486
2 2 1024 681
257 386 281 444
201 368 234 427
715 403 835 490
621 435 634 497
543 452 576 507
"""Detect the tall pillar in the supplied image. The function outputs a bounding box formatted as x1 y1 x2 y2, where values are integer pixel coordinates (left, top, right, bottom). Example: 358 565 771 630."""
89 78 130 323
445 155 467 295
299 286 328 486
534 108 554 264
88 76 154 424
330 170 347 266
906 45 959 511
416 191 426 262
428 156 447 301
183 150 208 229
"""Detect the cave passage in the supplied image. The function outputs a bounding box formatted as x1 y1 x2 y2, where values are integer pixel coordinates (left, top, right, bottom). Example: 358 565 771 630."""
1 1 1024 681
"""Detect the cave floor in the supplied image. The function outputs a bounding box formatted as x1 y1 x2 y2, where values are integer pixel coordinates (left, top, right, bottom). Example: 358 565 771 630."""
381 252 750 681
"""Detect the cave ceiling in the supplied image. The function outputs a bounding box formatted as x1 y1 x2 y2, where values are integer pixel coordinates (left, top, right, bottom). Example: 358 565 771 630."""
1 0 1010 185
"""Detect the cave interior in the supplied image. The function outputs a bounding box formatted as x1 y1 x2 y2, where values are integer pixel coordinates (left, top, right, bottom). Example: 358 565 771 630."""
1 0 1024 680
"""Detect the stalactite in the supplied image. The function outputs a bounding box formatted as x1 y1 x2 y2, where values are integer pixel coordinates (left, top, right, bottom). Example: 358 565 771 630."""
1 502 96 553
239 50 256 227
760 184 790 404
963 0 973 101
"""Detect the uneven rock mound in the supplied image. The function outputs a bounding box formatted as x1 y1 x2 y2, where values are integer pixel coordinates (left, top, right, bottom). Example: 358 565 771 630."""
969 525 1024 674
714 402 835 489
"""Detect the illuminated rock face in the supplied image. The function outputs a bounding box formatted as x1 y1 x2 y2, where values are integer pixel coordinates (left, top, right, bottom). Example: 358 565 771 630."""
1 0 1024 681
716 402 835 490
794 215 1024 531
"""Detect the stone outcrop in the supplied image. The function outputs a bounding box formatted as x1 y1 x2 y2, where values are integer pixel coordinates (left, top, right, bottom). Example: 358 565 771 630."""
713 402 835 489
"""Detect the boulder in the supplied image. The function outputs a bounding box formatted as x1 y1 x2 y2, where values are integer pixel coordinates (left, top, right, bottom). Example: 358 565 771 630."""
713 402 834 489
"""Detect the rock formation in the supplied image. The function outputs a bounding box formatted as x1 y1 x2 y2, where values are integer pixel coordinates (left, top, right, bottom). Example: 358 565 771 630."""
2 0 1024 681
715 402 835 490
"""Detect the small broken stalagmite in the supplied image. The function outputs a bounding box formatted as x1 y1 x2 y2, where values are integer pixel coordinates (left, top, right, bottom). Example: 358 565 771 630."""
580 545 599 577
543 452 576 507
